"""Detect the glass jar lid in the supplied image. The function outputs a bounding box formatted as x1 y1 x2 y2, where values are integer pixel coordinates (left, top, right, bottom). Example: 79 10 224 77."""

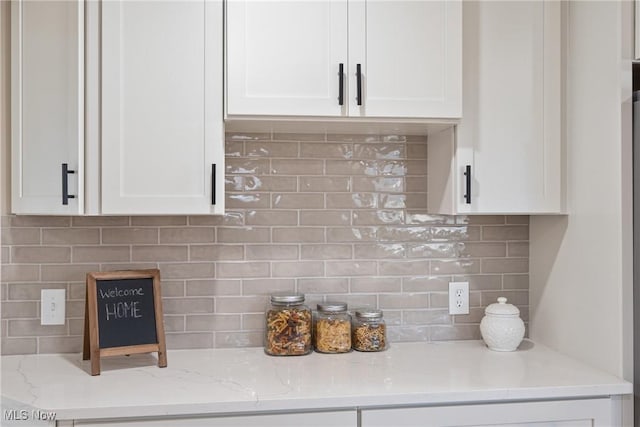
317 301 348 313
484 297 520 316
355 308 383 319
270 292 305 305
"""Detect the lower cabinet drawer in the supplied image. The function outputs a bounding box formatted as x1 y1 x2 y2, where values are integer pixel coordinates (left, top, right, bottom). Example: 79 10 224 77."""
73 410 356 427
360 398 615 427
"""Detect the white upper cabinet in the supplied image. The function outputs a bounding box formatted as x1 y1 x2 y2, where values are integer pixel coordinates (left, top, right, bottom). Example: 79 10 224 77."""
12 0 224 216
226 1 348 117
226 0 461 119
348 1 461 118
11 0 84 215
428 1 563 214
101 0 224 215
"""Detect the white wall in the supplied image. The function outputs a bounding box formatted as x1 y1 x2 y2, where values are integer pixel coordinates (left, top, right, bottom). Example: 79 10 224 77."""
1 0 10 216
530 0 633 382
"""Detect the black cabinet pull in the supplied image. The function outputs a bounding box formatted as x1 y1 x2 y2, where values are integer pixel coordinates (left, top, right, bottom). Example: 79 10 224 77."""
356 63 362 106
211 164 216 205
61 163 76 205
463 165 471 204
338 63 344 106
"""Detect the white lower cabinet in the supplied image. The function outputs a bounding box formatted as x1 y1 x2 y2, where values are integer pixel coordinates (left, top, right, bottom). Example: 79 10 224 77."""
72 410 356 427
360 399 617 427
67 398 620 427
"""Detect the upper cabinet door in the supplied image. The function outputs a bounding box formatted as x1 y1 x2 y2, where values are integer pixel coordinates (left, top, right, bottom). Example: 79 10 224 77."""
457 1 562 214
428 1 562 215
349 0 462 119
226 1 348 117
102 0 224 215
11 0 84 214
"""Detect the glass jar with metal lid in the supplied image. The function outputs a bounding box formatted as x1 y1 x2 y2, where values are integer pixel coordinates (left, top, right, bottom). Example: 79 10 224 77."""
314 302 351 354
352 308 387 352
264 292 312 356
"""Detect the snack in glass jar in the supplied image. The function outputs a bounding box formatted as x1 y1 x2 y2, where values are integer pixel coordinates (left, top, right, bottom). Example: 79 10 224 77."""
314 302 351 353
265 293 312 356
352 308 387 352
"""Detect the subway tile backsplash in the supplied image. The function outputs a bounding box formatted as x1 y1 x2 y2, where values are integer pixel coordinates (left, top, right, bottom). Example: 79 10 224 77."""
0 132 529 354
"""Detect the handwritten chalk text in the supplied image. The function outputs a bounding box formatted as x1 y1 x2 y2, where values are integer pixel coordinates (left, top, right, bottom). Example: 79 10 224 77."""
99 287 144 299
104 301 142 320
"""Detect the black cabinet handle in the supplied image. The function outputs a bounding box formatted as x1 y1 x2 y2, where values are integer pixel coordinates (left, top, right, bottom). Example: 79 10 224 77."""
338 63 344 106
356 63 362 106
463 165 471 204
211 164 216 205
61 163 76 205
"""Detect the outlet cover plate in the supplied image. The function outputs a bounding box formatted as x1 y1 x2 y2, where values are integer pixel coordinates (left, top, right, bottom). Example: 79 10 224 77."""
448 281 469 315
41 289 66 325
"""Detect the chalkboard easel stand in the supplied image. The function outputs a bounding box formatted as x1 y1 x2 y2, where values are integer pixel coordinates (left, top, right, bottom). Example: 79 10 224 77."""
83 269 167 376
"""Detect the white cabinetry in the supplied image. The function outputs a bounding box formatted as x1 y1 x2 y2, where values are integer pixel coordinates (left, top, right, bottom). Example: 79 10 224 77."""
349 1 461 118
226 0 461 119
11 0 224 216
69 399 620 427
11 0 84 214
428 1 563 214
101 0 224 215
361 399 618 427
225 1 347 117
73 410 356 427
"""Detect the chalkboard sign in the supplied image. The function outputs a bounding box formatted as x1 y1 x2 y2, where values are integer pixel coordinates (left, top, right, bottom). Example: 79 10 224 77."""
83 270 167 376
96 277 158 348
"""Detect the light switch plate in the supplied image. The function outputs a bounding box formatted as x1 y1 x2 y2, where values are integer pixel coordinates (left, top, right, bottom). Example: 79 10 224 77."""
41 289 66 325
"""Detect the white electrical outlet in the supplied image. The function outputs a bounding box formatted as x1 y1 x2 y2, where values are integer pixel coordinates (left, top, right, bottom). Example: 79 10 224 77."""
448 282 469 315
41 289 66 325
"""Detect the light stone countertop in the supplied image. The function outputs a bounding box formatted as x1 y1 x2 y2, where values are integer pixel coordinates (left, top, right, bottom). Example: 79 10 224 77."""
0 340 632 422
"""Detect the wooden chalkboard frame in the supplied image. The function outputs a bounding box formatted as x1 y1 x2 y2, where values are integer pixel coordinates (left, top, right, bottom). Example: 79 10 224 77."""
83 269 167 376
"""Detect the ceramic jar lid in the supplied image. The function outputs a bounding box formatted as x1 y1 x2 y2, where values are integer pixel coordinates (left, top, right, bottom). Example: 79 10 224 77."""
484 297 520 316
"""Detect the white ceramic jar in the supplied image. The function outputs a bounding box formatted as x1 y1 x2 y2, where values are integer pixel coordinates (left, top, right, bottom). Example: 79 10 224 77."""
480 297 525 352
